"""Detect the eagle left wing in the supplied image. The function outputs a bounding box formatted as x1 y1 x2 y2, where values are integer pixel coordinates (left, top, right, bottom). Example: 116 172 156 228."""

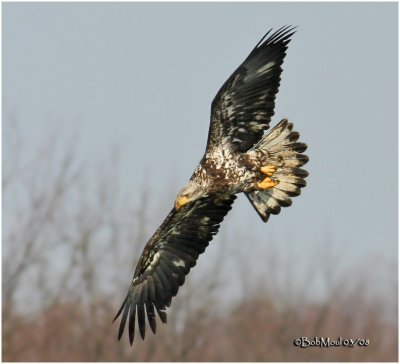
207 26 296 153
114 193 236 344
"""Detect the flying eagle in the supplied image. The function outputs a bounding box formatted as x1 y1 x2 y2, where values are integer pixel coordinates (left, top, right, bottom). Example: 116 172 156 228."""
114 26 308 344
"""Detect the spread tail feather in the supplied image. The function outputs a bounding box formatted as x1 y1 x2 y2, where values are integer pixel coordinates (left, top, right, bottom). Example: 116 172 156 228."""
246 119 309 222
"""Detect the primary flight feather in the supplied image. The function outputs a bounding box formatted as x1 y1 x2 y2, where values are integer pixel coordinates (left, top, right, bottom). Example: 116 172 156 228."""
114 26 308 344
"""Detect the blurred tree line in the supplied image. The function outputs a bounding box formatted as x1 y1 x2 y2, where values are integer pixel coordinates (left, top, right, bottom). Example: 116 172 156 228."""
2 118 397 361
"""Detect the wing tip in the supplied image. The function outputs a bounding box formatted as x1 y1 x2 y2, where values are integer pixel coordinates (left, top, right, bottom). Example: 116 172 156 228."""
254 25 297 52
113 294 129 323
114 287 170 344
116 298 130 341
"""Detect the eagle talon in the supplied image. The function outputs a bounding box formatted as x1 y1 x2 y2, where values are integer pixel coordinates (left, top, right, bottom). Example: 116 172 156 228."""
260 165 277 176
257 177 279 190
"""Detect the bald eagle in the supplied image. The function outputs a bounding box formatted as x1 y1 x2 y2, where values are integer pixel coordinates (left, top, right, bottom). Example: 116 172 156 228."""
114 26 308 344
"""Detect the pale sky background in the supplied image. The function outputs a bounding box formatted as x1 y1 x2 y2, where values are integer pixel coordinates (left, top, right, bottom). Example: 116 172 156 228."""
3 3 398 313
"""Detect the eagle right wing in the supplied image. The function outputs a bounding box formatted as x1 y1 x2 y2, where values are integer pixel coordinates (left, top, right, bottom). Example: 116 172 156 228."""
207 26 296 153
114 193 236 344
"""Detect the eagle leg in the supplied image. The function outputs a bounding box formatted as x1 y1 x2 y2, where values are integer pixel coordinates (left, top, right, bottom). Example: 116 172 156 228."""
257 177 279 190
260 165 277 176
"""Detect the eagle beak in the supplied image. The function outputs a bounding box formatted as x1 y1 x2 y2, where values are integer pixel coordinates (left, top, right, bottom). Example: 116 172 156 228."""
175 196 190 210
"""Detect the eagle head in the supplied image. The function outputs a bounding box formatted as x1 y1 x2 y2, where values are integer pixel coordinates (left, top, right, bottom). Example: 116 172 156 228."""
175 181 206 210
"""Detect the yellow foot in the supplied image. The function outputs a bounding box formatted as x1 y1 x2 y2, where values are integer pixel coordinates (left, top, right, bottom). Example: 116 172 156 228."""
260 165 277 177
257 177 279 190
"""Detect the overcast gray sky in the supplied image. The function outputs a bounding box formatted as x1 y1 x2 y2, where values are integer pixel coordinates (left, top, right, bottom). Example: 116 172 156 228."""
3 3 397 310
